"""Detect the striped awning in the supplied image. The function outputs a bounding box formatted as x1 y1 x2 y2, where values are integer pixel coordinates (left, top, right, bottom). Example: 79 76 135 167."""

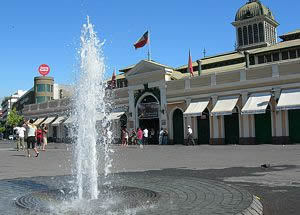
42 116 56 125
184 101 209 116
33 117 46 125
211 96 239 116
277 89 300 111
242 93 271 115
51 116 66 126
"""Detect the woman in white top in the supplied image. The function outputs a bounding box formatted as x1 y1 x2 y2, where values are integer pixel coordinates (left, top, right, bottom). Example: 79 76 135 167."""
25 119 39 157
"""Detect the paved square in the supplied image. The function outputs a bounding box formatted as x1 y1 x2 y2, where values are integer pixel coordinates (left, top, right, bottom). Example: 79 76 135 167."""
0 141 299 214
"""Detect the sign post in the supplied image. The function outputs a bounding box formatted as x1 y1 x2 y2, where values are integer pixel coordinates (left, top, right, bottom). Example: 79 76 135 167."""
38 64 50 76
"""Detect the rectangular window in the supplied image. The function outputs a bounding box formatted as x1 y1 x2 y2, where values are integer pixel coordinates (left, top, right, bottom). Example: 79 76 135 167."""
36 96 46 104
37 84 46 92
273 53 279 61
289 50 297 59
282 51 289 60
46 84 51 92
265 54 272 63
50 85 53 92
249 56 255 65
297 49 300 58
258 55 265 64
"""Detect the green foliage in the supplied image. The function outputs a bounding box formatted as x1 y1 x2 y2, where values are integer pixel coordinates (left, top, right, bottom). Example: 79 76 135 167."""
0 126 5 133
6 108 24 127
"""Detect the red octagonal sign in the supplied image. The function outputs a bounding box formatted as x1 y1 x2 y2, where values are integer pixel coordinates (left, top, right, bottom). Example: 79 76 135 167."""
38 64 50 76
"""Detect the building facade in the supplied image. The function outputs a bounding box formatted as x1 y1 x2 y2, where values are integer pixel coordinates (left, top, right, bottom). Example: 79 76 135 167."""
23 0 300 144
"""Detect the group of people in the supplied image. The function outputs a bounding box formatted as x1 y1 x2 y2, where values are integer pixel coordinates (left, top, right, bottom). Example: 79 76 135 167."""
13 119 48 157
121 127 169 147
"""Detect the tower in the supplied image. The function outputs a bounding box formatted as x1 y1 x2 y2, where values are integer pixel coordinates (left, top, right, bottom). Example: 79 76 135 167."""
232 0 279 51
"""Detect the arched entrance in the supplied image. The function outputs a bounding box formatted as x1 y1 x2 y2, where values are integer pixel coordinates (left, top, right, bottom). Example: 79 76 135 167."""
120 114 127 128
224 107 240 144
137 95 160 144
197 108 210 144
255 106 272 144
173 109 184 145
289 110 300 143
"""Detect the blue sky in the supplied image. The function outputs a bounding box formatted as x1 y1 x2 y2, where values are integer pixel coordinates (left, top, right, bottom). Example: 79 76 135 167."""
0 0 299 98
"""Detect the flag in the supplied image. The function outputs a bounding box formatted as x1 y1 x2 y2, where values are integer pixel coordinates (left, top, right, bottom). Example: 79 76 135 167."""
134 31 149 49
188 49 194 77
111 69 116 89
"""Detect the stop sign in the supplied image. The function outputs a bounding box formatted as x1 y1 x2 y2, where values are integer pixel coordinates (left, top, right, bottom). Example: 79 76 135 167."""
38 64 50 76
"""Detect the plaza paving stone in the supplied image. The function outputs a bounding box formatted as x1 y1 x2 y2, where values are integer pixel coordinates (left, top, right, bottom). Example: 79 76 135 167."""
0 140 299 214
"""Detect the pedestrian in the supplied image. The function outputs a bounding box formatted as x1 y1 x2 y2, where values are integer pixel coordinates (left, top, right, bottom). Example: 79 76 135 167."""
24 119 39 157
143 127 148 145
131 129 137 145
187 125 195 146
36 125 43 149
159 128 164 145
14 124 26 151
41 124 48 151
137 128 143 148
150 128 155 144
124 127 129 146
163 128 168 145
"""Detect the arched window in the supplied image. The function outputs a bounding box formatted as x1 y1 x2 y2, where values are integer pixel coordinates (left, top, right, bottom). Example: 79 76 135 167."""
253 24 259 43
259 22 264 42
243 26 248 45
238 27 243 46
248 25 253 44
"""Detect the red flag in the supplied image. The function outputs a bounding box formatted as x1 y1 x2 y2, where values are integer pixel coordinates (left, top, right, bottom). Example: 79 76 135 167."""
111 69 116 89
188 49 194 77
134 31 149 49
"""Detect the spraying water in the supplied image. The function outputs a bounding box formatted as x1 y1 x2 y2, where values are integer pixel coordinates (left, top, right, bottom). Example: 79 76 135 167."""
71 16 113 200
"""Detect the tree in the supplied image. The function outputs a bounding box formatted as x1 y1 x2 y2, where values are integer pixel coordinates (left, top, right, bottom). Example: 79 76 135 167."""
6 108 24 128
0 126 5 133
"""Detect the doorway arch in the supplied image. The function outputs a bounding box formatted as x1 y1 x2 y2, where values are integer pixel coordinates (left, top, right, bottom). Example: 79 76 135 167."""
255 106 272 144
197 108 210 144
224 107 240 144
173 109 184 145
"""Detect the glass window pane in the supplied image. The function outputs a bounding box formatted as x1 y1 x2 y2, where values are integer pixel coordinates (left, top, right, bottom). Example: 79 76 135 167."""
258 55 265 64
282 51 289 60
265 54 271 63
289 50 296 59
36 96 46 104
37 84 46 92
273 53 279 61
46 84 51 92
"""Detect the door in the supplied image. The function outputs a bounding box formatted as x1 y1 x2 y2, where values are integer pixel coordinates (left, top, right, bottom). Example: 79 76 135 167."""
289 110 300 143
197 109 210 144
173 109 184 145
255 108 272 144
224 111 239 144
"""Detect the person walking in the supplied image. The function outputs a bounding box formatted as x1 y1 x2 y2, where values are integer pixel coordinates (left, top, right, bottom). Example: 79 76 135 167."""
159 128 164 145
131 129 137 145
36 125 43 149
187 125 195 146
41 124 48 151
14 124 26 151
162 128 168 145
25 119 39 157
124 127 129 146
137 128 143 149
143 128 148 145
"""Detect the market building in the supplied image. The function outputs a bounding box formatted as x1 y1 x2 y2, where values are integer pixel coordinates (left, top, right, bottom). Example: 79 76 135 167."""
23 0 300 144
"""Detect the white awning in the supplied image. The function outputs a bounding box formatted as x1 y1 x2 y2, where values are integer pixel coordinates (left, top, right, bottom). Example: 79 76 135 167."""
42 116 56 125
277 89 300 111
33 117 46 125
211 96 239 116
109 112 125 120
184 101 209 116
241 93 271 115
51 116 66 126
63 116 74 124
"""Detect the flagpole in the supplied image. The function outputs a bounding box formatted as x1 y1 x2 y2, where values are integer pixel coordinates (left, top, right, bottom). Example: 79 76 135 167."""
147 30 152 61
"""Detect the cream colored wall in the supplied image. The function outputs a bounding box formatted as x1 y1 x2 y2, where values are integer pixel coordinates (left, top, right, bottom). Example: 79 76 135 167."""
216 71 240 85
246 67 272 80
279 61 300 76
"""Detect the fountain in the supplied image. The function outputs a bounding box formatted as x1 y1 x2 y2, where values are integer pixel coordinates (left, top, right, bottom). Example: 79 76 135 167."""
0 17 263 215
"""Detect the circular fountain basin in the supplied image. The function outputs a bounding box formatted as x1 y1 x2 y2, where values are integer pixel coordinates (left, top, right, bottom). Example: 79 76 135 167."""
0 174 263 214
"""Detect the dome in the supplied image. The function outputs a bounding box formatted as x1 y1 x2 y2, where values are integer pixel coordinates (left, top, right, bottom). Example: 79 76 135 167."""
235 0 275 21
